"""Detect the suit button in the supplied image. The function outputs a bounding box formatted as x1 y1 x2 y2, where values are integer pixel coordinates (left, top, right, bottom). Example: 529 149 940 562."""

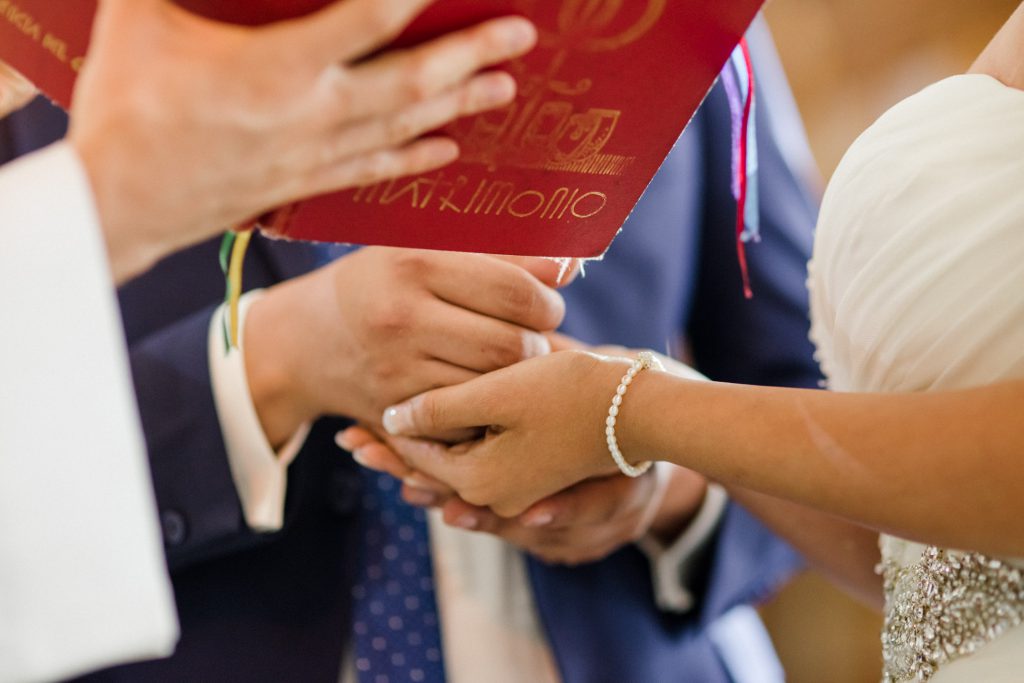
161 509 188 546
329 471 362 516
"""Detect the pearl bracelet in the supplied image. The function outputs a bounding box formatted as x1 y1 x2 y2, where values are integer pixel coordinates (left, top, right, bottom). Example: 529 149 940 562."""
605 351 663 478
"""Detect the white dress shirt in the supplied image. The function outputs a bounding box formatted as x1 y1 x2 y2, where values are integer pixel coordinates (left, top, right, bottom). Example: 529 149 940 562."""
0 143 178 683
209 292 726 683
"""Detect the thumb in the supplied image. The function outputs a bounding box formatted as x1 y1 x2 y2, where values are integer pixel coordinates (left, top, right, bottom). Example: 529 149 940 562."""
490 255 581 289
382 377 501 441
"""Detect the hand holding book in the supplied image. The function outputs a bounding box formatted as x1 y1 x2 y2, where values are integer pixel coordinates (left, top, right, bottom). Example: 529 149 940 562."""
2 0 765 259
0 60 35 117
3 0 537 282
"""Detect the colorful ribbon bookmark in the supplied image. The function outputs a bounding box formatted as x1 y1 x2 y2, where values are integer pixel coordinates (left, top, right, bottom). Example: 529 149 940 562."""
721 38 759 299
220 228 254 352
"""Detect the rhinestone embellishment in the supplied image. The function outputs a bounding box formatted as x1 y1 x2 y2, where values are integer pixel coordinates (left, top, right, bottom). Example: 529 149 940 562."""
878 546 1024 682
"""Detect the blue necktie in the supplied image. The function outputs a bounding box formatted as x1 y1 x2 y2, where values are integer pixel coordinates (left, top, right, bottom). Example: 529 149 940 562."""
351 469 447 683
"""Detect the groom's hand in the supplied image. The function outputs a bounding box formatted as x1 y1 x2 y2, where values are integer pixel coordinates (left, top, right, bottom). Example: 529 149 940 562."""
244 247 566 446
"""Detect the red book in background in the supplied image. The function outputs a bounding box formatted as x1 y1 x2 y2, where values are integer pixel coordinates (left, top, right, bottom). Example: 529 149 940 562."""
0 0 764 257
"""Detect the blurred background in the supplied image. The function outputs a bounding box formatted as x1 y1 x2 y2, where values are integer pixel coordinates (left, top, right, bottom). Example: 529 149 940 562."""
757 1 1020 681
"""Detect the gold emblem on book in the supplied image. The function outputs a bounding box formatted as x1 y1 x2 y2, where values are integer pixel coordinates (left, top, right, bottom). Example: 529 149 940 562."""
452 0 667 176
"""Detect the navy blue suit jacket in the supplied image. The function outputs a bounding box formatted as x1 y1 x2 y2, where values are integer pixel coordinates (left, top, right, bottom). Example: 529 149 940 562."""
3 50 820 683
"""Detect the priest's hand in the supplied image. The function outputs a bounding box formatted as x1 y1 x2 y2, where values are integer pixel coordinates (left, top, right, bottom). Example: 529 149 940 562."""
0 61 36 119
68 0 537 283
338 426 707 566
243 247 567 447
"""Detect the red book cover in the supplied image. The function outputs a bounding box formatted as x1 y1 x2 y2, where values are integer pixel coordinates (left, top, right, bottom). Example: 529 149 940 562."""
1 0 764 257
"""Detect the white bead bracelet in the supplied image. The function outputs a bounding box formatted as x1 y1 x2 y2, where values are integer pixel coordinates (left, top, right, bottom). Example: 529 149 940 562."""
605 351 663 478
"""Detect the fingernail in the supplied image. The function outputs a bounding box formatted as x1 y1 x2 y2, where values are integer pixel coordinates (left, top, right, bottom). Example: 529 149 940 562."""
335 431 353 451
382 404 412 436
404 488 438 508
503 18 538 52
453 514 479 530
478 72 517 107
522 512 554 528
351 449 371 468
404 473 446 494
523 333 552 359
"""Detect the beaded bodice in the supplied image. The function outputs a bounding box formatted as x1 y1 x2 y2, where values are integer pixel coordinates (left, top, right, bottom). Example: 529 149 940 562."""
878 537 1024 682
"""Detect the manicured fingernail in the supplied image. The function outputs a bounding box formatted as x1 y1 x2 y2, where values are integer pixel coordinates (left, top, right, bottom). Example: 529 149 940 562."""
522 512 554 528
453 514 479 530
382 405 412 436
523 332 551 359
335 431 353 451
404 488 438 508
404 473 445 494
351 449 371 468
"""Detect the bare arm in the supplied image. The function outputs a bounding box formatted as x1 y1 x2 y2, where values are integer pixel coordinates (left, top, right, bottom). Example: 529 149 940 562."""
624 375 1024 559
383 354 1024 559
727 487 883 609
970 1 1024 89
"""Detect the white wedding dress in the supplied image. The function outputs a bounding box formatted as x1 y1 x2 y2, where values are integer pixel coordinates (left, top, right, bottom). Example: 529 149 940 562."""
807 74 1024 682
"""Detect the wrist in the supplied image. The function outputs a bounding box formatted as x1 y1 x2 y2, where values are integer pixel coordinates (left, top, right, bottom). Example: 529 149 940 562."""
70 136 161 283
600 353 667 476
244 290 319 448
648 467 708 544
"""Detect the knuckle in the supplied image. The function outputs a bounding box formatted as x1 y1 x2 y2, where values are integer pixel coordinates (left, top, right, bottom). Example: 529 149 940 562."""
325 71 355 120
370 358 401 385
369 299 414 335
421 394 448 433
363 3 405 42
404 56 438 102
355 151 396 186
566 349 604 377
394 251 434 281
385 111 421 145
497 277 543 322
487 329 534 368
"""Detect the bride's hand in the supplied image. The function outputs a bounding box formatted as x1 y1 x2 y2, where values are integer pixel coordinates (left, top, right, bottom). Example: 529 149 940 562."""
0 61 36 118
380 350 639 517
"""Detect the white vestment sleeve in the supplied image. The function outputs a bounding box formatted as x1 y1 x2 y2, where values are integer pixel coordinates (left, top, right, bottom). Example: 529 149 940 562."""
0 143 178 682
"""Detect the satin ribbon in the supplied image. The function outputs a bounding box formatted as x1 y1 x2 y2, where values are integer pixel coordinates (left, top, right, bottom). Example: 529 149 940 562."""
720 38 759 299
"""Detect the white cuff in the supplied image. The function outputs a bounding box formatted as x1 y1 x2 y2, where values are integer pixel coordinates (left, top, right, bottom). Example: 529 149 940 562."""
637 483 729 613
208 291 309 532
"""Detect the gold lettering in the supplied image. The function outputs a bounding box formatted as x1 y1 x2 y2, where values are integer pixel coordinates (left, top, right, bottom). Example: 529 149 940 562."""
438 176 470 214
474 182 515 216
558 189 581 220
505 191 546 219
570 191 608 219
42 33 68 62
380 177 425 208
542 188 571 219
0 1 42 41
352 182 387 204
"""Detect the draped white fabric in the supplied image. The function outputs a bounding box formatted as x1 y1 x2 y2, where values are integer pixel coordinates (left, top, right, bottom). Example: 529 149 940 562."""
809 75 1024 682
0 144 178 682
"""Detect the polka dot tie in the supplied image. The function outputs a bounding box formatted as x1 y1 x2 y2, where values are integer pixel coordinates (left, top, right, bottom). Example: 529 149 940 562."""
351 469 447 683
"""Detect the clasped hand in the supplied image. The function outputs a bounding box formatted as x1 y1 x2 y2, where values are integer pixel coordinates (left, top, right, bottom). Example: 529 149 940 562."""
244 247 706 563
